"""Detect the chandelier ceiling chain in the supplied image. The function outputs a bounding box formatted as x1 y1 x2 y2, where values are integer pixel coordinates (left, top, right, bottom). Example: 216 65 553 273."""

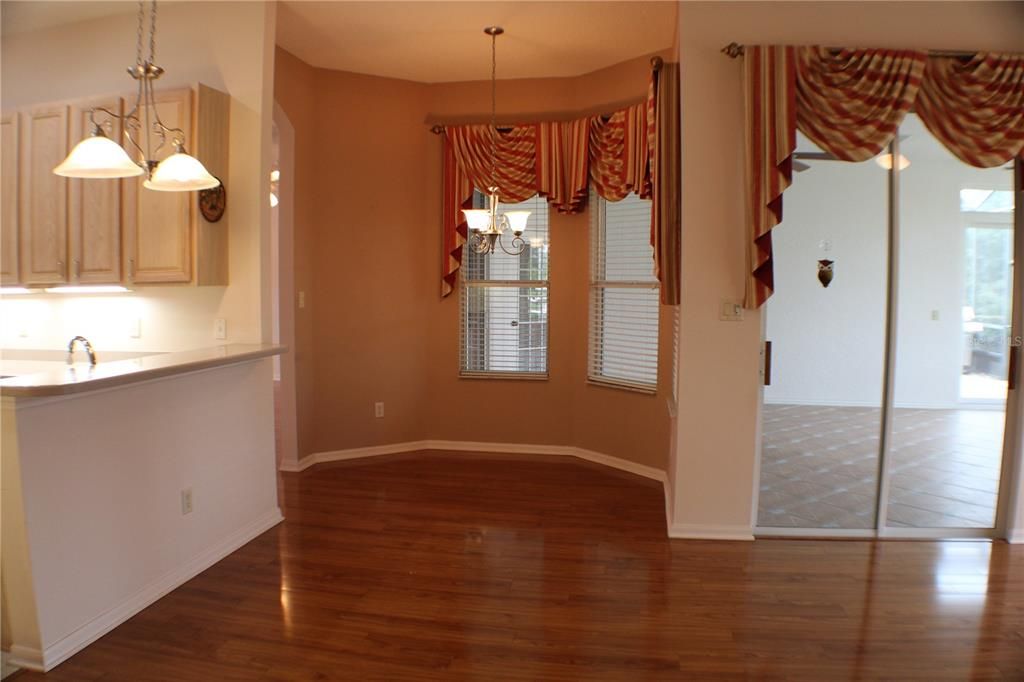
52 0 220 192
462 26 531 257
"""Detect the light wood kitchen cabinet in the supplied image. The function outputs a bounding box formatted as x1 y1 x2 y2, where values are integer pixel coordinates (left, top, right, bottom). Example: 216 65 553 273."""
123 84 230 286
68 97 124 284
124 88 194 284
1 112 19 285
5 83 229 288
19 104 69 285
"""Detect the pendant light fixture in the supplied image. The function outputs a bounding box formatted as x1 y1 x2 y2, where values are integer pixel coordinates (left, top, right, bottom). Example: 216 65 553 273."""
462 27 530 256
53 0 220 192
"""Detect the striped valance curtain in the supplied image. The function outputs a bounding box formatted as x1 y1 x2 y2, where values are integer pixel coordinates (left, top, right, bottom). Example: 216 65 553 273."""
744 46 1024 308
441 65 681 305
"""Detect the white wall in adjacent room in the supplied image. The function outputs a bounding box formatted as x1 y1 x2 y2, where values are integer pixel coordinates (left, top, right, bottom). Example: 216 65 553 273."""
764 124 1012 409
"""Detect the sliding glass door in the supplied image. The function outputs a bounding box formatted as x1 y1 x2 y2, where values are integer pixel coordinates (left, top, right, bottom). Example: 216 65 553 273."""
757 116 1019 538
885 114 1016 531
757 133 888 530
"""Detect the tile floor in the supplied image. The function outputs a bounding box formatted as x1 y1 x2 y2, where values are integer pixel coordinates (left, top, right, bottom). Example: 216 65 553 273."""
758 404 1006 529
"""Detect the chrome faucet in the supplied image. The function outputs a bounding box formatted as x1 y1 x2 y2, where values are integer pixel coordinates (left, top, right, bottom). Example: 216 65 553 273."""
67 336 97 366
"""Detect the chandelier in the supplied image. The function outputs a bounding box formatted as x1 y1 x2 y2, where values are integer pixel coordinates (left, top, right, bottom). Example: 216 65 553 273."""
462 27 531 256
52 0 219 192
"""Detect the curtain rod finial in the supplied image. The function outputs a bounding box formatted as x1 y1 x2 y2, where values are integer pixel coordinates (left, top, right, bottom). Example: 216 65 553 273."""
430 124 445 135
650 56 663 70
722 42 745 58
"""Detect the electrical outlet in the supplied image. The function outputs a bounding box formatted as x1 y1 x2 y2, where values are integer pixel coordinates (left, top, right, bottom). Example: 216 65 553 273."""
375 402 384 418
181 488 193 515
214 318 227 340
931 310 940 321
128 317 141 338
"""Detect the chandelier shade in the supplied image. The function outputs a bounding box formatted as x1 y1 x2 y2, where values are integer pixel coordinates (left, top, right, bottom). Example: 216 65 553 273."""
143 150 221 192
462 209 492 232
53 132 145 178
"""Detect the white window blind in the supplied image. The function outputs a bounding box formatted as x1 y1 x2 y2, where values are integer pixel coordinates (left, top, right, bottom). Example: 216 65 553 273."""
589 191 660 391
460 194 550 377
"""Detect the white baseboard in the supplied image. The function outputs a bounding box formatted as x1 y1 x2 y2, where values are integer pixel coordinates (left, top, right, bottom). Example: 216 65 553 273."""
4 645 40 674
668 523 755 541
33 508 283 672
282 439 667 483
1006 529 1024 544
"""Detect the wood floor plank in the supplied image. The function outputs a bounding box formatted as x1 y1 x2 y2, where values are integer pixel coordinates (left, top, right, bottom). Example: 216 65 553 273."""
11 451 1024 680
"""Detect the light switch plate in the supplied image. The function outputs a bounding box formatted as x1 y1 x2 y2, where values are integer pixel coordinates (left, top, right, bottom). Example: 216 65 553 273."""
720 300 744 322
298 291 306 309
214 318 226 340
128 317 141 338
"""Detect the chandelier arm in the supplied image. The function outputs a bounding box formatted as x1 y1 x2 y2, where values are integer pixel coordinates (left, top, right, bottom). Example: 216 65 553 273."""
87 107 121 135
121 117 147 167
497 234 527 257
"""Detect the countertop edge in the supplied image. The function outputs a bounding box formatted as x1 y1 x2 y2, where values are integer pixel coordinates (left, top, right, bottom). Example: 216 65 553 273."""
1 345 286 399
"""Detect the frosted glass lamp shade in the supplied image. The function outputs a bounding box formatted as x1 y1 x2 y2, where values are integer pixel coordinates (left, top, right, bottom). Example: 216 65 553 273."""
462 209 491 232
53 134 144 178
144 152 220 192
505 211 530 234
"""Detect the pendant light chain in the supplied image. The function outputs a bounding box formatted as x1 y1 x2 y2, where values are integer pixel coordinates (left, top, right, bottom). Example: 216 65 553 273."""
490 29 498 196
135 0 145 67
148 0 157 64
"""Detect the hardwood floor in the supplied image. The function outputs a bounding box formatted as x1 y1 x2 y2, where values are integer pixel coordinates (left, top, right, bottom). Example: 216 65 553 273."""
13 451 1024 680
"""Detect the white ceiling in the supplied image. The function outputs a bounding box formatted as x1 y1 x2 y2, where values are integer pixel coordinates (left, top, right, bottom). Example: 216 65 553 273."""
275 1 677 83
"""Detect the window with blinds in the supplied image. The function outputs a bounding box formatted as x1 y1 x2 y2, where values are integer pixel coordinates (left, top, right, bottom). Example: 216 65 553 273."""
589 191 659 391
460 194 550 377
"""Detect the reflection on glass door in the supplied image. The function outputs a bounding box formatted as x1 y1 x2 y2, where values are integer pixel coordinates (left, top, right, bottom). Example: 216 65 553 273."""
757 133 888 529
886 113 1015 529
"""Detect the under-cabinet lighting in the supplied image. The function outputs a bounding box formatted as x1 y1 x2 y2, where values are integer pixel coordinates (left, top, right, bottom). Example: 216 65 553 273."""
43 286 132 294
0 287 39 295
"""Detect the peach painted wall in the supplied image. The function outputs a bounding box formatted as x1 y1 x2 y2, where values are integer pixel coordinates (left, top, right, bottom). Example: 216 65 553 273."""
669 1 1024 537
274 48 675 470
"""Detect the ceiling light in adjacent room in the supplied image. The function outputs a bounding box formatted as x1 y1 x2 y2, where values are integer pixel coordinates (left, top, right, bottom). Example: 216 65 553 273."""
875 153 911 170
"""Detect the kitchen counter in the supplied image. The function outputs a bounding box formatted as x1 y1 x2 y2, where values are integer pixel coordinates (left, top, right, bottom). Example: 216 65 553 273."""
0 344 285 398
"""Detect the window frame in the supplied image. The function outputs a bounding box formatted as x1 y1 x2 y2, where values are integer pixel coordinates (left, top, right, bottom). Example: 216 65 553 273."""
588 191 660 393
459 193 550 380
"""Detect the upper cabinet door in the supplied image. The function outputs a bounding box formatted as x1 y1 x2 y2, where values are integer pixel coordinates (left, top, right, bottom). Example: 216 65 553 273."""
68 97 124 284
19 104 69 285
124 88 193 284
1 112 19 285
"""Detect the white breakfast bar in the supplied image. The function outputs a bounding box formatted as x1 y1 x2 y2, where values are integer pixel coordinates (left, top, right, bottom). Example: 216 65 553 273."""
1 344 284 672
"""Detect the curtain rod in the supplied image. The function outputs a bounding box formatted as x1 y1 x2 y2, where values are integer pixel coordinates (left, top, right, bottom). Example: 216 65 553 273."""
429 56 664 134
720 42 979 59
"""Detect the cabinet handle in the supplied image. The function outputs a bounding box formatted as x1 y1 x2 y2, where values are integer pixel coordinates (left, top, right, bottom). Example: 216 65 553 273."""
128 258 135 280
57 259 64 274
74 259 81 279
